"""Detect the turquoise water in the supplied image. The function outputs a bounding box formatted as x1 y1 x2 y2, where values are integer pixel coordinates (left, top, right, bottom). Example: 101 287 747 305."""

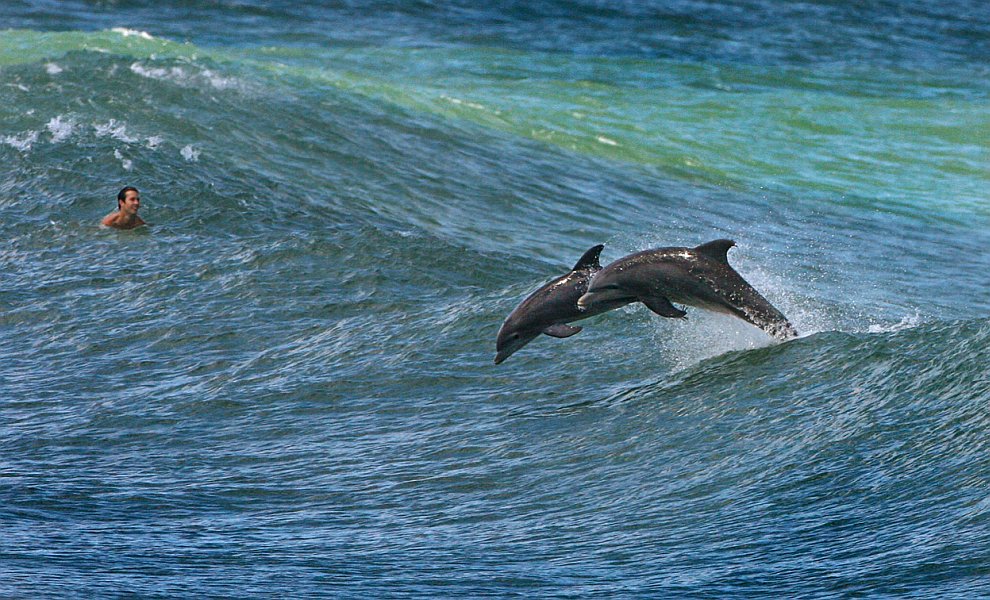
2 1 989 597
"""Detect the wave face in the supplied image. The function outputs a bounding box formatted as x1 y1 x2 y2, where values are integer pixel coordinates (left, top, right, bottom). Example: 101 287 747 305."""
2 1 989 597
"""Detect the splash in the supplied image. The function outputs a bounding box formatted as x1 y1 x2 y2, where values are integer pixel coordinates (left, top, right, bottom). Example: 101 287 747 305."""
647 309 778 372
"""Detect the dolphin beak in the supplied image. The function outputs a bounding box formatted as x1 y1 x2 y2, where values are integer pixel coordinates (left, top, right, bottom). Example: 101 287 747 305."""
494 350 510 365
579 288 631 310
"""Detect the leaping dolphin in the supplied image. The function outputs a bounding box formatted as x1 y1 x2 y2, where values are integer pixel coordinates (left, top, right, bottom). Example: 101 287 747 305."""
495 244 632 364
577 239 798 340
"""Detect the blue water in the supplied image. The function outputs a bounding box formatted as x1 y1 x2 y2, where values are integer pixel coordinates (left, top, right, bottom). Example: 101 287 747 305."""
2 1 990 597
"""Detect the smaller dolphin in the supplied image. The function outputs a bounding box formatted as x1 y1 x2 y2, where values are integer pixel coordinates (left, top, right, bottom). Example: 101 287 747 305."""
495 244 632 364
577 239 798 340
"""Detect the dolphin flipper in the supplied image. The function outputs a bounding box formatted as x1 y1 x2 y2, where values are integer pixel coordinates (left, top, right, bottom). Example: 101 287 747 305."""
543 324 583 338
641 296 688 319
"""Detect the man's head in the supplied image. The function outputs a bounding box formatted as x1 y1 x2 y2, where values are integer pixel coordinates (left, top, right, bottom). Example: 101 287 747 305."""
117 186 140 214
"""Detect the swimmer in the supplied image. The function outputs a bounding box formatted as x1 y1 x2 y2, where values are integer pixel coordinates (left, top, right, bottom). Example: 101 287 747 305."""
101 186 146 229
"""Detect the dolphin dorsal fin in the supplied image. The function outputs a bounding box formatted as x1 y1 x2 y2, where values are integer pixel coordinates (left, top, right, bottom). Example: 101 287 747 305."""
571 244 605 271
694 239 735 263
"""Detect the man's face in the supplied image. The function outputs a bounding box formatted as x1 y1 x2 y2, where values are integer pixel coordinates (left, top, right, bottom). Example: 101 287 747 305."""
120 190 141 215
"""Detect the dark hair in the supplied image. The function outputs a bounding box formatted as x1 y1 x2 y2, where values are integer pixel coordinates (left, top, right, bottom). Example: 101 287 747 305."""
117 186 139 207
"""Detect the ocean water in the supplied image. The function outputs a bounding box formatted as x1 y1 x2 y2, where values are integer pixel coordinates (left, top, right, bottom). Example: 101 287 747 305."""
2 1 989 597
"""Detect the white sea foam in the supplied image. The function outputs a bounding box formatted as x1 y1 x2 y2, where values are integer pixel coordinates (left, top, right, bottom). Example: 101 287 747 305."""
597 136 619 146
130 62 240 90
46 116 75 143
114 149 134 171
45 63 63 75
146 136 163 149
200 69 239 90
866 312 923 334
181 145 200 162
94 119 139 143
442 95 486 111
112 28 154 40
3 131 39 152
130 62 185 81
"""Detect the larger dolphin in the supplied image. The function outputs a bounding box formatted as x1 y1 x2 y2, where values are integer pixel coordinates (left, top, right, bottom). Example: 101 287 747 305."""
495 244 632 364
577 239 798 340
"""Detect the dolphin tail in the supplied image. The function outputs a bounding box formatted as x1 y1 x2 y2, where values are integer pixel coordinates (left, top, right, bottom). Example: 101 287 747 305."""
722 288 798 340
695 240 798 340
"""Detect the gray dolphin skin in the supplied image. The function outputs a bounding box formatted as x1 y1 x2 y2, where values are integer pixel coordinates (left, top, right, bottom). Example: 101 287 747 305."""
577 239 798 340
495 244 633 364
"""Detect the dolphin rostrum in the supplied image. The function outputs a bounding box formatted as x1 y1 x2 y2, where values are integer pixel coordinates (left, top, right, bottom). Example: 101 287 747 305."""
495 244 633 364
577 239 798 340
